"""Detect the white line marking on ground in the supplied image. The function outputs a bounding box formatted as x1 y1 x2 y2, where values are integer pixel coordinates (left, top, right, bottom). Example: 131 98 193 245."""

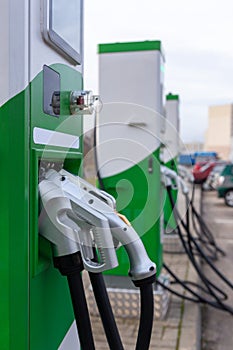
214 219 233 224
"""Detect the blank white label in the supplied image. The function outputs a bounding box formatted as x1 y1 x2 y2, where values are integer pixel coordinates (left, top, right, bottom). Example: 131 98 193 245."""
33 127 80 149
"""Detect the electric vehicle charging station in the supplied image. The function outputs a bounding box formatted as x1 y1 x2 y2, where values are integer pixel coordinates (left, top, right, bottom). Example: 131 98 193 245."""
162 94 180 233
1 1 84 348
93 41 169 318
163 93 180 166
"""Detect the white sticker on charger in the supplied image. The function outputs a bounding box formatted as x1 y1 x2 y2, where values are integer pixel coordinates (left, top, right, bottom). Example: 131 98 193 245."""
33 127 80 149
58 321 80 350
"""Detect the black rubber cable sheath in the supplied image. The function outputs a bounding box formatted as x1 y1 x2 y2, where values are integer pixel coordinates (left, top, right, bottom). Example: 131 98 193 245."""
168 188 230 307
190 185 225 257
170 187 218 260
175 280 227 299
185 188 219 260
156 279 229 311
164 262 227 303
162 246 231 312
170 189 231 303
67 273 95 350
185 222 233 314
168 191 228 300
88 271 124 350
185 227 232 314
158 233 228 308
178 197 233 290
182 196 224 302
135 284 154 350
186 193 218 260
167 187 233 315
191 202 225 256
171 187 230 292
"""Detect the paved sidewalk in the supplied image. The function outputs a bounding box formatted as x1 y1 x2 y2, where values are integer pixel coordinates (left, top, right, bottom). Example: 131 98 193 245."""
201 191 233 350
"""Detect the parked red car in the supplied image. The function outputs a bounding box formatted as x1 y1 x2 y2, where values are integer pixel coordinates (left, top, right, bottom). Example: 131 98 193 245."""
192 161 217 184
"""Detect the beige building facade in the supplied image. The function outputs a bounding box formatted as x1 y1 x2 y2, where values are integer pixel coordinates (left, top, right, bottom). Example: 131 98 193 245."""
204 104 233 160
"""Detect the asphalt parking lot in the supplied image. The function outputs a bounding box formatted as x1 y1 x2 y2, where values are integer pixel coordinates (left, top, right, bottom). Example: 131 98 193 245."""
201 190 233 350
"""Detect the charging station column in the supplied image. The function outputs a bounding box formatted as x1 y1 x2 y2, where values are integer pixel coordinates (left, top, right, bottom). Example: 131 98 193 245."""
0 1 84 349
97 41 165 282
162 93 180 232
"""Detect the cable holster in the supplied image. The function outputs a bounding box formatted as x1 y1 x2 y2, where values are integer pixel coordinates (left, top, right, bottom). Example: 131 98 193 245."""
53 251 84 276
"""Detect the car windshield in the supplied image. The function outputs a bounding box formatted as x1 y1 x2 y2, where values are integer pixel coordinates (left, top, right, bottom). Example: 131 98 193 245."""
212 165 225 173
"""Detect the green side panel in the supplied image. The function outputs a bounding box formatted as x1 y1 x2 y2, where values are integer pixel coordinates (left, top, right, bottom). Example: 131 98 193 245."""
0 64 83 349
30 267 73 349
102 149 163 277
0 100 9 349
98 40 162 54
163 158 178 232
0 90 30 350
166 93 179 101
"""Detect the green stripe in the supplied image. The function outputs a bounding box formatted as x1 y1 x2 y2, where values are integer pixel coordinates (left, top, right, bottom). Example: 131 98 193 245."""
166 93 179 101
98 40 162 53
163 157 178 232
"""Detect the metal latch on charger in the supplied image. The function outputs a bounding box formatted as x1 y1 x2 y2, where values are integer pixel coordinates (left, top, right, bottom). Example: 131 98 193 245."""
70 90 100 115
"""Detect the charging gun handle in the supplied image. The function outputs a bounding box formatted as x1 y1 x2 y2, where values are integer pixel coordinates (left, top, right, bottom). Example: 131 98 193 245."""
106 213 156 283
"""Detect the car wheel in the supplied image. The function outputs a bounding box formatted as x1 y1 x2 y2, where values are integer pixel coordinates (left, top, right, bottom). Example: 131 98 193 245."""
224 190 233 207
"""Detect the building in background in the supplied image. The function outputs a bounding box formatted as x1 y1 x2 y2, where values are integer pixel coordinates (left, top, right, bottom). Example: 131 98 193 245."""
204 104 233 160
180 142 204 154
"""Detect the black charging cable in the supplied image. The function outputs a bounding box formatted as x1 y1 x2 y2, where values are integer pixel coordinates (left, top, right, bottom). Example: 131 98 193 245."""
89 250 124 350
54 252 95 350
190 185 225 258
162 186 233 315
133 276 155 350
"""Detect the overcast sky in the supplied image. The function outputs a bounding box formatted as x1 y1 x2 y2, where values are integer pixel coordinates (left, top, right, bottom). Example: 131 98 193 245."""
84 0 233 143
